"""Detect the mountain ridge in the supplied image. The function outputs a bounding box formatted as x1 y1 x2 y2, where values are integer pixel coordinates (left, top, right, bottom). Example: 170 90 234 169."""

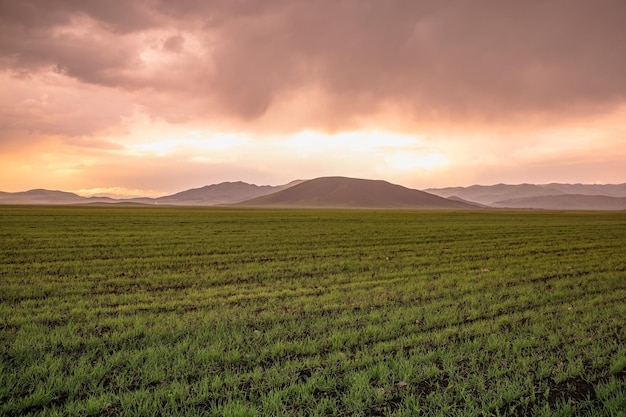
491 194 626 210
426 183 626 206
1 180 625 210
235 177 476 209
0 181 304 206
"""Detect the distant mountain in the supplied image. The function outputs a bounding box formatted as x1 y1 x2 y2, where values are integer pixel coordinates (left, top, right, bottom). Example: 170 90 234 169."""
0 189 109 205
491 194 626 210
236 177 476 209
426 183 626 206
425 184 565 205
0 181 304 206
541 183 626 197
156 180 304 206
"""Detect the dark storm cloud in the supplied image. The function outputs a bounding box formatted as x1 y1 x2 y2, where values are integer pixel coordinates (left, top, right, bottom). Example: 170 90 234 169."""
0 0 160 32
2 0 626 127
162 35 185 53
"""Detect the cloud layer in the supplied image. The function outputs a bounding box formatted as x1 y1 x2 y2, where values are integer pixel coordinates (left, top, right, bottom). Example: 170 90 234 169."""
1 1 625 193
3 0 626 129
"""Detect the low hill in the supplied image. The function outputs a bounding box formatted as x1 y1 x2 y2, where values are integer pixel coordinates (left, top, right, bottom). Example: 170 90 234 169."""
491 194 626 210
236 177 476 209
426 183 626 206
542 183 626 197
0 189 101 205
157 180 304 205
425 184 566 205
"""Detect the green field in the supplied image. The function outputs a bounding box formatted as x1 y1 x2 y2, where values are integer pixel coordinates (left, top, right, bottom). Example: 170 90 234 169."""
1 207 625 416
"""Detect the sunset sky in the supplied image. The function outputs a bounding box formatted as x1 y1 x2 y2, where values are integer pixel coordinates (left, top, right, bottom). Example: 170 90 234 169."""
1 1 625 197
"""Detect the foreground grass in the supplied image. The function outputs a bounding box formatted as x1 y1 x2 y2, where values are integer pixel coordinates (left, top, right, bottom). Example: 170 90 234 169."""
1 207 625 416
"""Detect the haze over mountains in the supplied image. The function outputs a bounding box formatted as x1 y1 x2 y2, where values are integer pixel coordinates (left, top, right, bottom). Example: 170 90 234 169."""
489 195 626 210
1 178 625 210
426 183 626 210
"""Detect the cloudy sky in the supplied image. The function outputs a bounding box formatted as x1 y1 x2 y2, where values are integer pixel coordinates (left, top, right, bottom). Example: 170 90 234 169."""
1 0 625 197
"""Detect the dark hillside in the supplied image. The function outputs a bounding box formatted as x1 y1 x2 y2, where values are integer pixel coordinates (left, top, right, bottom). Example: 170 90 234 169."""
237 177 475 209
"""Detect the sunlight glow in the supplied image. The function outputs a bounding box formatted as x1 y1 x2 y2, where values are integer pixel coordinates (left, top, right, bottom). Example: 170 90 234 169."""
126 132 249 156
284 130 423 153
281 130 449 173
384 151 449 171
70 187 164 198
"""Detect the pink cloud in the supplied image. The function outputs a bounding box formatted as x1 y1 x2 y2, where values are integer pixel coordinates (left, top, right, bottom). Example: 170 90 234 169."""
0 0 624 131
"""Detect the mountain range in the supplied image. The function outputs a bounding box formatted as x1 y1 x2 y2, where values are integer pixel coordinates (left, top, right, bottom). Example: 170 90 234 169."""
426 183 626 210
1 178 625 210
0 181 303 206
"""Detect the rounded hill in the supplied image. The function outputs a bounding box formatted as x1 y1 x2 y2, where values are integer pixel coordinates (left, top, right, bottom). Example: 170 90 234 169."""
236 177 476 209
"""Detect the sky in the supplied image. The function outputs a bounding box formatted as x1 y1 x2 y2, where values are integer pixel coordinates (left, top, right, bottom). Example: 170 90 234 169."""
1 0 625 197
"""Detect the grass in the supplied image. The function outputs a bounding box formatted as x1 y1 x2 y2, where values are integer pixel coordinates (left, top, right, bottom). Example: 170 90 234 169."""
1 206 625 416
